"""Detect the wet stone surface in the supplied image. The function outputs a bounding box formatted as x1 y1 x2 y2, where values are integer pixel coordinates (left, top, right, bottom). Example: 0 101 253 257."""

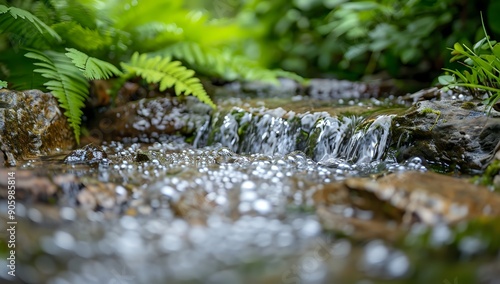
393 98 500 173
63 144 108 165
88 96 212 144
0 89 75 166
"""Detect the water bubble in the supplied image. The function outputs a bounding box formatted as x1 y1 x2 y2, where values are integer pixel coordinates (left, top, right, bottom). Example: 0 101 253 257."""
120 215 139 230
28 208 43 223
253 199 272 214
386 252 409 277
240 190 258 202
459 236 484 255
299 219 321 238
60 207 76 221
241 180 257 190
160 234 184 252
430 224 452 246
54 231 75 250
363 240 389 265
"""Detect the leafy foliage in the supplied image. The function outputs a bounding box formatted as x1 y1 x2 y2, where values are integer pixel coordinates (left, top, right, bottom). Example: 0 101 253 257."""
121 52 215 108
0 80 6 88
236 0 495 80
65 48 122 80
439 31 500 112
0 4 61 48
159 41 303 84
0 0 302 143
25 50 89 144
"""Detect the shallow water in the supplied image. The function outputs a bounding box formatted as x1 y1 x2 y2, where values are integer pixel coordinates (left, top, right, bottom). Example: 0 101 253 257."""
1 95 496 284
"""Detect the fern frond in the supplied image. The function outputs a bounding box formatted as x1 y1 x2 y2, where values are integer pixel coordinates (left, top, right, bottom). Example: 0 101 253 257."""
0 5 61 48
65 48 123 80
121 52 215 108
158 42 304 84
52 22 112 51
0 49 47 90
49 0 98 29
25 49 89 144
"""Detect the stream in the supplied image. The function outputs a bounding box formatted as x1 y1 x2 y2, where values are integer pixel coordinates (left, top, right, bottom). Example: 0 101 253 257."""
1 80 500 283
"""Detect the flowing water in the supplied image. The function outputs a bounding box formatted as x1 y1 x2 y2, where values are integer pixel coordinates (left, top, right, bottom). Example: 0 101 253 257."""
0 98 487 284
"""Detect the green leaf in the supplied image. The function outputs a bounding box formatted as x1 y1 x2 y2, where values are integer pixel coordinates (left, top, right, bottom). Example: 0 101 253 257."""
0 5 61 48
0 80 7 89
52 22 113 51
401 48 421 64
473 37 488 53
121 52 216 109
157 41 291 84
492 44 500 59
438 75 455 85
65 48 123 80
25 50 89 144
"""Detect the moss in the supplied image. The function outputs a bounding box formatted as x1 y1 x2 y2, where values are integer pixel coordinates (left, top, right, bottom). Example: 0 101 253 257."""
461 101 476 110
474 159 500 190
419 107 441 131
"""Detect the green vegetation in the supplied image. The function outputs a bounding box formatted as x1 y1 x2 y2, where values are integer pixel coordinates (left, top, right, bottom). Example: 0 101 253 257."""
2 0 500 143
121 52 215 108
439 24 500 112
0 0 293 143
235 0 499 80
419 107 441 131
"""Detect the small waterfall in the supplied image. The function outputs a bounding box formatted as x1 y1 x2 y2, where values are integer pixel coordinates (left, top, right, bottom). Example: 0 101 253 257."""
317 115 394 164
208 107 301 155
205 106 394 164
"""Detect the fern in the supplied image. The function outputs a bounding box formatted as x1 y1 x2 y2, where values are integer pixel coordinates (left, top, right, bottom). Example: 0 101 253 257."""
52 22 113 51
0 80 6 89
121 52 216 108
25 50 89 144
158 41 304 84
0 5 61 48
65 48 123 80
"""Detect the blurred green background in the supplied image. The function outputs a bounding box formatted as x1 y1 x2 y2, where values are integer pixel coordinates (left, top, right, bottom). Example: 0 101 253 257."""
2 0 500 84
189 0 500 82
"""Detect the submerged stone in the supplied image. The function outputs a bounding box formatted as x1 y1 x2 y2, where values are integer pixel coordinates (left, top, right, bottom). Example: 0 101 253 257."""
63 144 107 165
0 89 75 166
315 171 500 241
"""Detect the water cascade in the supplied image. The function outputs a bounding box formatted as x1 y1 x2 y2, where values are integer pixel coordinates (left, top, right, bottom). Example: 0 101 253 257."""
203 106 395 165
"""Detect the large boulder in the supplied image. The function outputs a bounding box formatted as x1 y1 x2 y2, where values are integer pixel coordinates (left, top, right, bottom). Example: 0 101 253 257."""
0 89 75 166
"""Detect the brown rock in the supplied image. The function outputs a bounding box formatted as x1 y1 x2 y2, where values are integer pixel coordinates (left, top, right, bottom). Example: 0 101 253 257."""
87 96 212 143
0 89 75 166
314 171 500 240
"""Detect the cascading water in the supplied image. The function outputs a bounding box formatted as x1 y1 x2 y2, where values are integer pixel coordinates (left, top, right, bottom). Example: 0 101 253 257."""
203 106 395 165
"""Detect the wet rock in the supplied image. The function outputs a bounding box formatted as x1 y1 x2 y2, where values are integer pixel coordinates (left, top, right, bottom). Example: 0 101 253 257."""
213 78 304 98
87 96 212 143
0 89 75 166
315 171 500 240
80 182 128 211
392 99 500 173
307 78 398 100
63 144 107 165
0 168 58 200
214 78 399 100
